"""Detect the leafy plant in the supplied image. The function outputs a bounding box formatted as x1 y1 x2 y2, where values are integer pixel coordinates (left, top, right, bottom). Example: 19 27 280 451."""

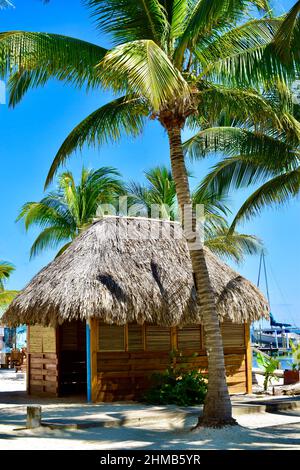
291 342 300 371
256 352 280 391
144 352 207 406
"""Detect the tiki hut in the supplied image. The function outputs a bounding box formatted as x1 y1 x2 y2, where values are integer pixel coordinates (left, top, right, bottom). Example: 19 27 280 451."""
3 216 269 401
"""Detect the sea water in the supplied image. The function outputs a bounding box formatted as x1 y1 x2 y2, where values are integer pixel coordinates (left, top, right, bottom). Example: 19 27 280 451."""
252 354 294 370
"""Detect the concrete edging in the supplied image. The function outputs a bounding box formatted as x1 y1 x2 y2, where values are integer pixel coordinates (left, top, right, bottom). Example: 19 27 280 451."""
40 399 300 430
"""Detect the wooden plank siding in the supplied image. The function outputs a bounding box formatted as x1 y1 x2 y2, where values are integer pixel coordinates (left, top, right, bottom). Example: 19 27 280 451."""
27 325 59 396
95 320 250 402
26 319 251 400
28 353 59 396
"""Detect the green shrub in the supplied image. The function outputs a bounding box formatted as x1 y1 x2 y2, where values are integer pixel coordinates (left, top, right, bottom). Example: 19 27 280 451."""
144 366 207 406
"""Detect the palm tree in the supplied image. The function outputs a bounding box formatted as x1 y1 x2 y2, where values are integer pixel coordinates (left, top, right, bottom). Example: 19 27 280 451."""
127 166 263 263
0 0 296 426
0 261 18 309
17 167 125 258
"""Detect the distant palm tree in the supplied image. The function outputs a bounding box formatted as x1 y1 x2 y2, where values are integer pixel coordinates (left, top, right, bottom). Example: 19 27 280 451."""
17 167 125 258
127 166 262 263
0 261 18 309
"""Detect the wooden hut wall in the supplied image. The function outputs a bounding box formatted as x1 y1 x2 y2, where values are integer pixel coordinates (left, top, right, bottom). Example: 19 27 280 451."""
92 319 251 402
27 325 59 396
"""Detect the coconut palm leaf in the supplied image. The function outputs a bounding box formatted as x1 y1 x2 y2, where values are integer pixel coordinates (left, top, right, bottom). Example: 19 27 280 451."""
46 96 148 187
184 126 300 164
205 230 262 264
196 85 282 129
127 166 178 219
0 290 18 308
126 165 262 263
54 242 73 259
0 261 17 308
168 0 189 41
274 0 300 62
17 198 74 230
200 155 288 198
229 168 300 231
196 18 297 86
97 40 190 110
197 18 280 67
0 32 107 107
0 261 15 290
29 226 74 258
173 0 271 67
18 166 125 258
86 0 169 47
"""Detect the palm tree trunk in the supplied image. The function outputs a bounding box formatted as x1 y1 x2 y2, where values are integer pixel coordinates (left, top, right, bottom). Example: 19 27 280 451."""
167 126 236 427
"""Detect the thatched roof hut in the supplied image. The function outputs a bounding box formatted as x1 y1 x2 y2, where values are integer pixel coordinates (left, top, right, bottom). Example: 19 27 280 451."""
3 216 269 328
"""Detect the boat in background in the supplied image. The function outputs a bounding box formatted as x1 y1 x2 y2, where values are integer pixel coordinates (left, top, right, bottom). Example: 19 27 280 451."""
251 252 300 352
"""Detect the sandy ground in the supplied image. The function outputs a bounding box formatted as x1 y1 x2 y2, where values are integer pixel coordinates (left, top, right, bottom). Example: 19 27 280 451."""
1 370 300 450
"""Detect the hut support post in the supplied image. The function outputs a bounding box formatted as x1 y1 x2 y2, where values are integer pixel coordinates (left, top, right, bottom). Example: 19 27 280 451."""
245 323 252 394
86 321 92 402
26 325 30 394
90 319 98 402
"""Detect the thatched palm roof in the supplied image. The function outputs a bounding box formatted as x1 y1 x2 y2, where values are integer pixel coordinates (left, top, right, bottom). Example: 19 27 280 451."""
3 217 269 327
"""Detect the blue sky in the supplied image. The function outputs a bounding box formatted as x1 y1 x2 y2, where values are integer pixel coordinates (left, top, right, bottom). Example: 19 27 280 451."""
0 0 299 326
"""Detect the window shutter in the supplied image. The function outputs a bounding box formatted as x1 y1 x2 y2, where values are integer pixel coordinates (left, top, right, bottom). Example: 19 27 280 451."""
146 326 171 351
128 324 144 351
221 320 245 347
99 324 125 351
177 325 201 350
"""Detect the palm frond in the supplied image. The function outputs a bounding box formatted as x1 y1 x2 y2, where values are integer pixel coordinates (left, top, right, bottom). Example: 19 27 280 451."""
19 166 125 258
126 166 177 219
169 0 189 41
86 0 169 47
97 40 190 111
196 85 282 129
29 226 74 258
174 0 271 67
229 168 300 231
199 155 290 199
17 200 75 233
46 96 148 187
54 242 72 258
195 15 299 87
184 126 299 166
0 290 18 308
0 31 106 107
205 229 263 263
0 261 15 291
192 186 230 216
274 0 300 62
